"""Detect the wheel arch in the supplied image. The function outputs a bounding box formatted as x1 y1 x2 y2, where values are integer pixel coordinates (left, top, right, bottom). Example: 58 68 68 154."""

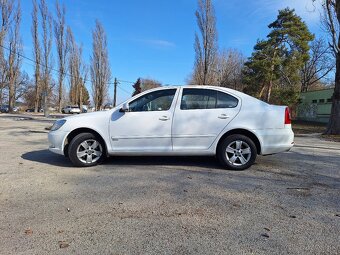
63 127 108 157
216 129 261 155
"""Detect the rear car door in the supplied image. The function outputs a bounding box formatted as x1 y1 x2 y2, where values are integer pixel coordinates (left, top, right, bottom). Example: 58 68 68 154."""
172 88 241 151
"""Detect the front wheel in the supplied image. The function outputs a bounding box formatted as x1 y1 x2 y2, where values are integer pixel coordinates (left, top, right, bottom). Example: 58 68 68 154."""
217 134 257 170
68 133 105 167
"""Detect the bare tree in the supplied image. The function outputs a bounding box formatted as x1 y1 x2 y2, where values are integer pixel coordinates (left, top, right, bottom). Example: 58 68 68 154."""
300 38 335 92
39 0 52 116
7 0 21 112
141 78 161 91
216 49 245 91
90 20 111 111
31 0 41 112
191 0 218 85
0 0 15 105
54 0 67 112
321 0 340 134
67 26 87 107
14 71 29 102
22 77 36 108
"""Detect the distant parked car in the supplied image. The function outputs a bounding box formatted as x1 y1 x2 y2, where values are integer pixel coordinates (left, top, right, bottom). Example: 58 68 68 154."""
26 108 43 113
103 103 113 110
81 105 88 113
48 86 294 170
0 105 18 113
62 105 81 114
0 105 9 113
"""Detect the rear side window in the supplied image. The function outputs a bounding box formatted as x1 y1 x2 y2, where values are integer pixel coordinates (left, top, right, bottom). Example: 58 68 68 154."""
216 91 239 108
181 89 238 110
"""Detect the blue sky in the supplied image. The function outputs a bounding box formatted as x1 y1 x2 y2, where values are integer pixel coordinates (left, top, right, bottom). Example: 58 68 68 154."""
19 0 324 104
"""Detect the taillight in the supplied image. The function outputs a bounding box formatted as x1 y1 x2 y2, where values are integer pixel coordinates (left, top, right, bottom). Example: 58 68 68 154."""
285 107 291 125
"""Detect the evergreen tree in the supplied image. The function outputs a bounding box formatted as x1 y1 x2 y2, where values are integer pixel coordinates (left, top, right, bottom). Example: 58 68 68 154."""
243 8 314 104
132 78 142 96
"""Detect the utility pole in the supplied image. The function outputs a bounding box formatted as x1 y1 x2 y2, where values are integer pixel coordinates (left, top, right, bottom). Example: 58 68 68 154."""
113 77 118 107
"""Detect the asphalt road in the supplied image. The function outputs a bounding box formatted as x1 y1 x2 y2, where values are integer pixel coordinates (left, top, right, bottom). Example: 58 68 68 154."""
0 114 339 255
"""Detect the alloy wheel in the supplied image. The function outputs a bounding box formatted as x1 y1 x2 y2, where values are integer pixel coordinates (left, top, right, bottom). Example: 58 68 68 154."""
225 140 252 166
76 139 103 164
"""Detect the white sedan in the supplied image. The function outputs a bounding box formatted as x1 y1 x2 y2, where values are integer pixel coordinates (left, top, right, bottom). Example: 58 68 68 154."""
62 105 81 114
48 86 294 170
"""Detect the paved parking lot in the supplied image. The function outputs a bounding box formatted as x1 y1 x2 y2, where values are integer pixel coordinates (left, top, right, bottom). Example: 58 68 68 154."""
0 114 339 254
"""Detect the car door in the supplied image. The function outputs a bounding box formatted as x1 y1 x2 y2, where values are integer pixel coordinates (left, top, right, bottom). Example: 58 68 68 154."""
172 88 241 151
109 88 178 152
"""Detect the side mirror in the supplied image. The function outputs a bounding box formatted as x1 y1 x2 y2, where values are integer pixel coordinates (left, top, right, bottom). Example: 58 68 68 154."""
120 102 130 112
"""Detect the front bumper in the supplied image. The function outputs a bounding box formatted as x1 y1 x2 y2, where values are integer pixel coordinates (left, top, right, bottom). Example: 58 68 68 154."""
48 131 68 155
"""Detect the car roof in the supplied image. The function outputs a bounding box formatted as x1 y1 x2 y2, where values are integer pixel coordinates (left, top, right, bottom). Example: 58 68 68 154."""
145 85 246 97
141 85 268 106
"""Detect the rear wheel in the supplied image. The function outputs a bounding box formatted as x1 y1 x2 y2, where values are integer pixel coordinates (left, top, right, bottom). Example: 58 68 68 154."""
217 134 257 170
68 133 105 167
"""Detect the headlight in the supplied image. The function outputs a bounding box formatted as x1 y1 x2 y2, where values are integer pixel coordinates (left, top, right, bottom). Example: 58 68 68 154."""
50 119 66 131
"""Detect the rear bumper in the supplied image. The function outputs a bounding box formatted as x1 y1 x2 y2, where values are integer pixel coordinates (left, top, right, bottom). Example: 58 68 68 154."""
48 131 68 155
254 128 294 155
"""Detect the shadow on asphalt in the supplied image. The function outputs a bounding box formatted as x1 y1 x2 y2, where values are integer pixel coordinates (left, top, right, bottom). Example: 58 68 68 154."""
0 114 56 123
21 149 224 170
21 150 73 167
105 156 223 170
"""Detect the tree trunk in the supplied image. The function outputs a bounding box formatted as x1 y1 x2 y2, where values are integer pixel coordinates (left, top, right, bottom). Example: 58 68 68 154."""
34 71 41 112
266 80 273 103
58 78 62 112
0 86 3 106
325 51 340 134
79 85 83 109
259 84 266 99
8 80 15 113
265 49 277 103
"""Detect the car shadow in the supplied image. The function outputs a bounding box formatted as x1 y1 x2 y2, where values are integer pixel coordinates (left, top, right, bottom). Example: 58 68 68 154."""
21 149 73 167
21 149 224 170
104 156 223 170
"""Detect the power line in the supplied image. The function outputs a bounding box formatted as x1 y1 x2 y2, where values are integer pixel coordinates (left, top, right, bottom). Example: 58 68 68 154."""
0 43 136 87
117 79 135 84
117 84 131 95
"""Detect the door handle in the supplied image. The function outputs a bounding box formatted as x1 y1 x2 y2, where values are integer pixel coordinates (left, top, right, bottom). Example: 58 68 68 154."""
218 114 230 119
159 116 170 121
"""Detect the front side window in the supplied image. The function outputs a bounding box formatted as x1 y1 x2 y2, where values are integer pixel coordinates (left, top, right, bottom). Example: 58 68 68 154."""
181 89 238 110
129 89 176 112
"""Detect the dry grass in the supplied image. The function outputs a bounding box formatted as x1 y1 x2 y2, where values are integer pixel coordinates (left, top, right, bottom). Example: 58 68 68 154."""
292 120 327 134
320 134 340 142
292 120 340 142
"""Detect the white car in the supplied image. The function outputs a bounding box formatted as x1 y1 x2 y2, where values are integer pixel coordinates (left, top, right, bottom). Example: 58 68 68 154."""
48 86 294 170
62 105 81 114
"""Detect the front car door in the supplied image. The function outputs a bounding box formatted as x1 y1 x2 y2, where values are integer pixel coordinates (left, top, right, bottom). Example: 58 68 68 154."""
109 88 178 152
172 88 241 151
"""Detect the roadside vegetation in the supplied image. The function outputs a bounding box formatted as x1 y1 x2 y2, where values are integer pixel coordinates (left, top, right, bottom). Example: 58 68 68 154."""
0 0 339 135
292 120 327 134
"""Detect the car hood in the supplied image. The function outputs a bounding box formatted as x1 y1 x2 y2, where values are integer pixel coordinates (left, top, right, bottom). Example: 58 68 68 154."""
63 110 112 121
58 110 114 132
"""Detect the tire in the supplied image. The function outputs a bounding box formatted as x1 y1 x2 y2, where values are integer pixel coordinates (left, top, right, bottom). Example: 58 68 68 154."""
217 134 257 170
68 132 106 167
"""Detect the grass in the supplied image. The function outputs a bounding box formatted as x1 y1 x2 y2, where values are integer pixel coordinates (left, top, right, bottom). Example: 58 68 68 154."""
292 120 340 142
292 120 327 134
